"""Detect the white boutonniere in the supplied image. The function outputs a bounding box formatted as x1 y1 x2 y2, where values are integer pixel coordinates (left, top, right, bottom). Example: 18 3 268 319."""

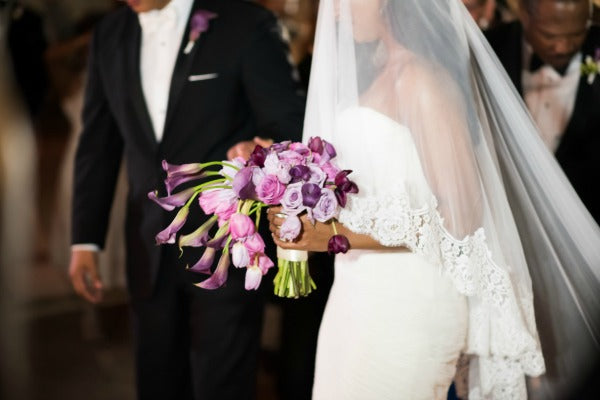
581 48 600 85
184 10 218 55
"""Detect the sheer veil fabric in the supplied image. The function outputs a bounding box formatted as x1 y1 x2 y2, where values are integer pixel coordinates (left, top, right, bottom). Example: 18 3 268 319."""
304 0 600 398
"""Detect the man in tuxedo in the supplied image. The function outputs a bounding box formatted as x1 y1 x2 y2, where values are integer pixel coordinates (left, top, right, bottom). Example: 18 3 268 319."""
486 0 600 223
68 0 304 399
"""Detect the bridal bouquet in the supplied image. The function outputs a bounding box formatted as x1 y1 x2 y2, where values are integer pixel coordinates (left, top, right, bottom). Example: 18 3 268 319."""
149 137 358 298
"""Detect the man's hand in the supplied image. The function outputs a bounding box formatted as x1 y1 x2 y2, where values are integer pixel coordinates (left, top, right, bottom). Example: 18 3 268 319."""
227 136 274 160
69 250 103 303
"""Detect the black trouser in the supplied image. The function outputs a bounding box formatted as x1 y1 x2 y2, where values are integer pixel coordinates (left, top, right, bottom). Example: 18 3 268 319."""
129 246 264 400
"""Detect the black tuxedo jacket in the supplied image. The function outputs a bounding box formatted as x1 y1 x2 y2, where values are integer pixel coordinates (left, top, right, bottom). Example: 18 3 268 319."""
72 0 304 298
486 22 600 224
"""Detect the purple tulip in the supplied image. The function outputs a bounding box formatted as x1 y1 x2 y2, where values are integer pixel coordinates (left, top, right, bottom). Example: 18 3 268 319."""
301 183 322 208
196 252 230 290
178 215 218 249
327 234 350 254
313 188 338 222
280 215 302 241
308 136 324 154
248 145 268 167
280 182 305 215
324 141 337 159
256 174 286 205
232 242 250 268
148 187 197 211
155 206 189 244
189 10 218 41
188 247 216 274
229 213 256 240
244 266 263 290
232 167 256 200
162 160 203 177
244 233 266 255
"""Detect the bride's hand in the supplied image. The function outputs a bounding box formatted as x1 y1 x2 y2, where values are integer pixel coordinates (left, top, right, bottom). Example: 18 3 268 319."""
267 206 333 252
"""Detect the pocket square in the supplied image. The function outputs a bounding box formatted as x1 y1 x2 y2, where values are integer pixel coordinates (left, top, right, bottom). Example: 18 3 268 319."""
188 73 218 82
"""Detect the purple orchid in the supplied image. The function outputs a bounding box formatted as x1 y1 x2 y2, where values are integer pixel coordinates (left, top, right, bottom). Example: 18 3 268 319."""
184 10 218 54
334 170 358 207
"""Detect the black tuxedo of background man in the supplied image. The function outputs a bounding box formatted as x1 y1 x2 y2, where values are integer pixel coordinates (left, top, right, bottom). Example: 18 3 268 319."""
72 1 304 399
486 22 600 224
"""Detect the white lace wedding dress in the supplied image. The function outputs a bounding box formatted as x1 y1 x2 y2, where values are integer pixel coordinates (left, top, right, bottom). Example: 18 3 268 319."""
312 107 469 399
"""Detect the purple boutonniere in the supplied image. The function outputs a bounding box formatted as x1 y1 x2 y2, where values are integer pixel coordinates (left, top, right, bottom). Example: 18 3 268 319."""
184 10 218 54
581 48 600 85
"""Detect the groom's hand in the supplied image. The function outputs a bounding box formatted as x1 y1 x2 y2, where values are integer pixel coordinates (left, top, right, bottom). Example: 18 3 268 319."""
227 136 274 160
69 250 103 303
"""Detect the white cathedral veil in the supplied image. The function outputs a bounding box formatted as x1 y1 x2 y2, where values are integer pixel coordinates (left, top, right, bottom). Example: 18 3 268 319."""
303 0 600 398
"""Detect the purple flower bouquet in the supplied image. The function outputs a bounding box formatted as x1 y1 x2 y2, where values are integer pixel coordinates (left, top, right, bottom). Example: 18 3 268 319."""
149 137 358 298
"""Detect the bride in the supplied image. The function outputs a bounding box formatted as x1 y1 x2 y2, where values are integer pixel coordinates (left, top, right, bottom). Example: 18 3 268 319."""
268 0 600 399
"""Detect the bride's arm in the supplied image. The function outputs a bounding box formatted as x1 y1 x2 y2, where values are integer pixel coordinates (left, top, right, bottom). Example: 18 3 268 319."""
267 208 402 252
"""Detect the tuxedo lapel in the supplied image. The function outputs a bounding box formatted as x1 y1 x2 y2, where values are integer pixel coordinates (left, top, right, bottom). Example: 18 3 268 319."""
123 15 158 149
162 0 214 145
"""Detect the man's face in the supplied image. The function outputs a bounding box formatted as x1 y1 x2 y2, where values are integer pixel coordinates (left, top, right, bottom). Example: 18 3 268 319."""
122 0 171 13
521 0 590 69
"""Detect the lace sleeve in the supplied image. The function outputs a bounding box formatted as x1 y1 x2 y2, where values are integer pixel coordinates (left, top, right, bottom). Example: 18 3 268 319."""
339 192 546 399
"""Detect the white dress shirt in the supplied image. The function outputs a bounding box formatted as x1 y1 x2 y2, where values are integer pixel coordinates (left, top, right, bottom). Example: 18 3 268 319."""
522 43 581 153
73 0 193 252
139 0 193 141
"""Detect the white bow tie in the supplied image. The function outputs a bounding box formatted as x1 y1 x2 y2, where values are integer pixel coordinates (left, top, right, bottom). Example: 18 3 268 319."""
138 6 177 34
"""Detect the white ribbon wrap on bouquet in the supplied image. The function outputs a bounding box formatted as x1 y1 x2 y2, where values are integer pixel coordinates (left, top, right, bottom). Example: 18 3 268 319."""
277 247 308 262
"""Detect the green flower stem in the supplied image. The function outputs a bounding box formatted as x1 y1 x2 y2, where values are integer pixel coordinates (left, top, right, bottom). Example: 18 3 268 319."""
273 259 316 298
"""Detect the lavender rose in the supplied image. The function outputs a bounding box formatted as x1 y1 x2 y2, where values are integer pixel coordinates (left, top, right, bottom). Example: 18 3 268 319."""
256 174 286 205
280 182 305 215
312 188 338 222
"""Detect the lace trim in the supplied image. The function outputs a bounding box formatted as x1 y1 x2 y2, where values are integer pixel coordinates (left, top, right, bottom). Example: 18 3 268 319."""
338 193 546 398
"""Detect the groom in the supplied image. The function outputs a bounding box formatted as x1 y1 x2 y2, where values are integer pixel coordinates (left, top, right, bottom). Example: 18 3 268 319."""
486 0 600 223
68 0 304 399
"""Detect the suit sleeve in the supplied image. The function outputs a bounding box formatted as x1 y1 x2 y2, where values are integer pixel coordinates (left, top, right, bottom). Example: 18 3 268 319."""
240 14 306 143
71 29 124 248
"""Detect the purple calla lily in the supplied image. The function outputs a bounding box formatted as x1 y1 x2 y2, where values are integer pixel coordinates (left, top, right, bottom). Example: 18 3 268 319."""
178 215 218 249
162 160 203 177
289 165 311 182
301 183 322 208
155 206 189 244
148 187 197 211
188 247 216 274
189 10 218 41
195 252 230 289
165 172 205 196
232 167 256 200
